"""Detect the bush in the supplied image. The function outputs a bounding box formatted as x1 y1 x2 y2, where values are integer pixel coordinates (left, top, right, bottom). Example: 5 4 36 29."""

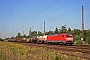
85 37 90 44
74 35 81 41
0 38 3 41
75 40 83 45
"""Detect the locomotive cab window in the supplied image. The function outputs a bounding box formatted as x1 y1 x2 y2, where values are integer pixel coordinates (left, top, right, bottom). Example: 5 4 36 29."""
66 34 72 38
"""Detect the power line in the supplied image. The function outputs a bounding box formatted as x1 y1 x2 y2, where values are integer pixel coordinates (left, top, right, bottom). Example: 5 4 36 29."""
3 0 13 28
16 0 58 31
32 0 71 28
43 4 90 26
32 7 81 29
4 0 18 28
2 0 18 38
8 0 18 23
13 0 46 31
23 3 90 33
39 2 90 28
18 0 46 25
2 1 90 37
24 0 58 24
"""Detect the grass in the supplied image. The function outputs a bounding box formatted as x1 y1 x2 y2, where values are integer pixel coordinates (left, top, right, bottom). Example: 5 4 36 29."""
0 41 87 60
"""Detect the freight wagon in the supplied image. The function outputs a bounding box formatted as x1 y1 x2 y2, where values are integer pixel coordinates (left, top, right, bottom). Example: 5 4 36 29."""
31 36 47 43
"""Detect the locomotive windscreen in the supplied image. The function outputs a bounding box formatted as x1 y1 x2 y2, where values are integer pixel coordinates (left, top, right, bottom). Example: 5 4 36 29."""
66 34 73 37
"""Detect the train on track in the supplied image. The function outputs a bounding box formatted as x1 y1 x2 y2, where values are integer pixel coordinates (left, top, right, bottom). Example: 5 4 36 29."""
7 33 74 45
31 33 74 45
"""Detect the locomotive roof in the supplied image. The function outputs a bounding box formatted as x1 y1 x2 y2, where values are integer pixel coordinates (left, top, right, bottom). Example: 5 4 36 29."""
50 33 72 36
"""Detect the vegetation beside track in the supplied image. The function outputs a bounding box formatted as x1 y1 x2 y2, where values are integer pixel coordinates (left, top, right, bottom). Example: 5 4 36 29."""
2 26 90 45
0 41 87 60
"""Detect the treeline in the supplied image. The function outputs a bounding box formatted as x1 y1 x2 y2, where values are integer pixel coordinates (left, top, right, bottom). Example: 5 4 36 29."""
1 25 90 44
18 25 90 44
29 25 90 44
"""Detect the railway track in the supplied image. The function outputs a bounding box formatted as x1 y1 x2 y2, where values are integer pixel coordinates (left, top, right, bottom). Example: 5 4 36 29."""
15 42 90 59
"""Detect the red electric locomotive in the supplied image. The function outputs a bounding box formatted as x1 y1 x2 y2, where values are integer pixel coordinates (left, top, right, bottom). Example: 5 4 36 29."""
46 33 74 45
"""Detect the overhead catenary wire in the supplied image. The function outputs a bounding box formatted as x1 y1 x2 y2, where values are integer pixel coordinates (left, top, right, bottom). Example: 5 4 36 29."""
1 0 18 38
39 4 90 27
32 7 81 29
1 1 90 38
26 4 90 32
32 0 71 28
17 0 46 25
9 3 90 34
39 3 90 29
31 7 82 29
3 0 13 28
16 0 59 31
13 0 45 31
4 0 18 29
23 0 58 25
7 0 18 24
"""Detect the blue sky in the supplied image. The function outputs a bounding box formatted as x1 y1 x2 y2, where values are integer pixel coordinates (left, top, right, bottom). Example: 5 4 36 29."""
0 0 90 39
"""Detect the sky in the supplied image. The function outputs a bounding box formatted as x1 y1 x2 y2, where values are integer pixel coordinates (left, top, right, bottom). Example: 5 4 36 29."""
0 0 90 39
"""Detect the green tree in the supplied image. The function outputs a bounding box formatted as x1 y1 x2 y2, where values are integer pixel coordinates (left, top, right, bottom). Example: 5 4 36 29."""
60 25 67 33
11 36 14 39
31 31 37 36
27 35 30 38
67 27 71 33
45 31 54 35
54 27 58 34
72 29 81 36
74 35 81 41
58 29 61 34
16 32 22 38
48 30 53 35
84 30 90 44
38 31 44 36
23 34 27 38
45 32 49 35
85 37 90 44
0 38 3 41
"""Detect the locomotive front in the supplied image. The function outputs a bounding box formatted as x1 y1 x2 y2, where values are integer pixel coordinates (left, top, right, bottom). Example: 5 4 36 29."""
65 34 74 45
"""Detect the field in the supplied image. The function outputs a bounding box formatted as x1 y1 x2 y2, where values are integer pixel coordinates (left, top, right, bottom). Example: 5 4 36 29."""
0 41 86 60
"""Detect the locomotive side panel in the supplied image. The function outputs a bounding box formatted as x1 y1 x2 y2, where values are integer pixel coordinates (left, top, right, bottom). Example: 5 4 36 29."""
46 34 66 43
46 34 74 45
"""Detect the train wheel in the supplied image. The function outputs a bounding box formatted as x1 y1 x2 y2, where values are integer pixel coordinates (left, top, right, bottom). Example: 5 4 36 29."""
47 42 50 45
42 41 44 44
